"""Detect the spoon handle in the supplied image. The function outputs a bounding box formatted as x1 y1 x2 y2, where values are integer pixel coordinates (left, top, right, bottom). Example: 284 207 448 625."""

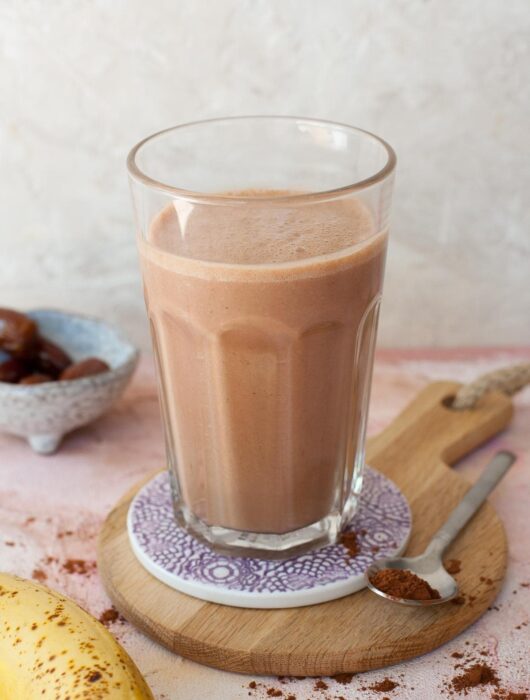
425 450 515 556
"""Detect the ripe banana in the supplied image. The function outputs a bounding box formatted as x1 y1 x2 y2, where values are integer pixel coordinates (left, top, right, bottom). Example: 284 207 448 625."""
0 572 154 699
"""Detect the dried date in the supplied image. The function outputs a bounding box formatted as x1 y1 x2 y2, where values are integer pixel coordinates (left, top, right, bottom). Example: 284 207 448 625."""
60 357 110 381
19 373 53 385
35 336 72 377
0 308 38 357
0 358 30 383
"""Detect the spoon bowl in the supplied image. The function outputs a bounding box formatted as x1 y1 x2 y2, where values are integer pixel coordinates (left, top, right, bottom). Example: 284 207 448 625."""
366 554 458 606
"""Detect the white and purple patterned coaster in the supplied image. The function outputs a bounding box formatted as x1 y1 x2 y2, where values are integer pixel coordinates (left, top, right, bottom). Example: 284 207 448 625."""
127 467 411 609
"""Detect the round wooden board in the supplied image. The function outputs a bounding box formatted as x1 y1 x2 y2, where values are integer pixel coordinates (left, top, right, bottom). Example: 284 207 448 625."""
98 382 512 676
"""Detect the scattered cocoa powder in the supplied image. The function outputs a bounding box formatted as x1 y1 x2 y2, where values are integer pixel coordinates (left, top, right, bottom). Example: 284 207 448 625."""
333 672 355 684
445 559 461 574
99 607 120 625
266 689 282 697
62 559 96 575
32 569 47 583
57 530 74 539
340 532 359 558
370 568 441 600
248 681 257 689
451 663 498 693
314 679 328 690
4 541 15 547
369 677 398 692
444 642 529 698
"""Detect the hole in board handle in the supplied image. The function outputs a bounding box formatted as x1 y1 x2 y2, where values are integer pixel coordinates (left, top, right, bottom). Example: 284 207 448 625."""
441 395 457 409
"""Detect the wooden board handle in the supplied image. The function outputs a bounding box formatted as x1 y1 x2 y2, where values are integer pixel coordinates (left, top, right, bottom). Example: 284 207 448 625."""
367 381 513 482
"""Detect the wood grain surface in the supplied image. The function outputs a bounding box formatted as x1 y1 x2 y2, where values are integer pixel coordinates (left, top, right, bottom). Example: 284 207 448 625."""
98 381 513 676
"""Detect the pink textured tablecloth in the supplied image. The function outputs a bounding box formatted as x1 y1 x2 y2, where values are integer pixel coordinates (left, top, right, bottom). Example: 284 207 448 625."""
0 349 529 700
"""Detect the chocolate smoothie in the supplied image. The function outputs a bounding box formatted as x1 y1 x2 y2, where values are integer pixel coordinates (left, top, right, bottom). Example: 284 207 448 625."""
139 193 387 534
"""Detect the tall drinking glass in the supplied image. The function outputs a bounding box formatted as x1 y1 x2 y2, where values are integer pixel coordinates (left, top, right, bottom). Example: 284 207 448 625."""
128 117 395 557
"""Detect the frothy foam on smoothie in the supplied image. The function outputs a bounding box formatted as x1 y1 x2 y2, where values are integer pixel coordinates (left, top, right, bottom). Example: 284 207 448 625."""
149 191 374 265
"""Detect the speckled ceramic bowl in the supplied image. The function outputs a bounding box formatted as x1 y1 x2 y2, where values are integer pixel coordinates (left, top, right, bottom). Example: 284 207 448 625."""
0 309 139 455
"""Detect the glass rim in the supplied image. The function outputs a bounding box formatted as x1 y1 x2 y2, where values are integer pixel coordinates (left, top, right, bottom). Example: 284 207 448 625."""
126 115 396 206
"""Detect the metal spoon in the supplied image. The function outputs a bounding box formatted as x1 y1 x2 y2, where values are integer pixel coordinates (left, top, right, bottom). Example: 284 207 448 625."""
365 450 516 606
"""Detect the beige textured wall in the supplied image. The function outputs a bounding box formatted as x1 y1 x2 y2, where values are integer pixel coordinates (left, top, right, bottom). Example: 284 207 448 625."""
1 0 529 349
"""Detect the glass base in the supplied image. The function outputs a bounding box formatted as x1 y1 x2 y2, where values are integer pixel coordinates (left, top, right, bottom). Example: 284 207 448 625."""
172 492 361 560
